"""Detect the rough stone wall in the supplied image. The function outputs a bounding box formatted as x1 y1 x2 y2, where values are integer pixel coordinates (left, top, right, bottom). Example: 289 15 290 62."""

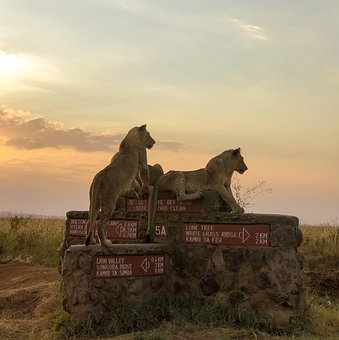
60 191 305 327
61 244 171 319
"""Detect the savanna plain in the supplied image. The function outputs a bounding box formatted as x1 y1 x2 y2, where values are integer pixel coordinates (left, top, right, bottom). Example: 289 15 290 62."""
0 216 338 340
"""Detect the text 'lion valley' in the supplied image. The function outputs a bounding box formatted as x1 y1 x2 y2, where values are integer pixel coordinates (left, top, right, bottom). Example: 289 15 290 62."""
95 255 165 278
184 223 270 246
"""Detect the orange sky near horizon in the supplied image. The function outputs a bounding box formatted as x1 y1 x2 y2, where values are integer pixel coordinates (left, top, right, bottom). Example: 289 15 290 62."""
0 108 337 224
0 1 338 223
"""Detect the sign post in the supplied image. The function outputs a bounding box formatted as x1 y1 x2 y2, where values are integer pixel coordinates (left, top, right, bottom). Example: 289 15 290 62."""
68 219 138 240
126 199 202 213
95 255 165 278
184 223 270 246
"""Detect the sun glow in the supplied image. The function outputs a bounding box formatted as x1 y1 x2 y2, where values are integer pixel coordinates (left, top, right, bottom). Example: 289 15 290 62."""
0 50 35 79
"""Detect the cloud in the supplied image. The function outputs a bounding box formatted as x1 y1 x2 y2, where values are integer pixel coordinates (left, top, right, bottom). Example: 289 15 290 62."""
0 107 123 152
0 107 182 152
156 140 182 151
228 18 269 41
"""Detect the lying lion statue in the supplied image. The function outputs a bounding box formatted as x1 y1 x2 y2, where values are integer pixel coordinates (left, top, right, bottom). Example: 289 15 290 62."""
134 163 164 196
129 164 164 198
146 148 248 241
85 124 155 246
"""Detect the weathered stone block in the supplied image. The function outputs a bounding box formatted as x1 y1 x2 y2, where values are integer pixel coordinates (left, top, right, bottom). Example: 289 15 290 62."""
200 275 220 296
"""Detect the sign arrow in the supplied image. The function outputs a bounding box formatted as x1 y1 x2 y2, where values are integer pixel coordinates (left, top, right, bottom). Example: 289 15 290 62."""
241 227 251 243
115 226 121 236
115 225 127 237
141 258 150 272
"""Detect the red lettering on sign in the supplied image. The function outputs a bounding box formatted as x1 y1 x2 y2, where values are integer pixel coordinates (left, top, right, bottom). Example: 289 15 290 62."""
126 199 202 213
183 223 270 247
94 255 165 278
126 199 148 212
68 219 87 236
67 219 138 239
156 199 202 213
105 220 138 239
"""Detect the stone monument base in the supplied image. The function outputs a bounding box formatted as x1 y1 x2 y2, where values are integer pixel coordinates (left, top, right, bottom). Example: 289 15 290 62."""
61 213 305 328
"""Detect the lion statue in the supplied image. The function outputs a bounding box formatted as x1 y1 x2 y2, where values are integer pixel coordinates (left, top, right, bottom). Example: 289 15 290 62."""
111 147 163 197
146 148 248 242
85 124 155 246
131 163 164 197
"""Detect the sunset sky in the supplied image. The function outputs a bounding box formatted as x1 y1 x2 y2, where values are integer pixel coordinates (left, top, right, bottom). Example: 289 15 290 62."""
0 0 338 224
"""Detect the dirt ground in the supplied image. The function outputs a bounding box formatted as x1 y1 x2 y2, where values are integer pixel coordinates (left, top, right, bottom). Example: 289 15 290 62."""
0 262 61 340
0 262 59 291
306 270 339 299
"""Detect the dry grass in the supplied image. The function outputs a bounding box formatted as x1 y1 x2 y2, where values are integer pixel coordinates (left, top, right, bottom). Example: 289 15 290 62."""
0 215 65 266
299 224 339 271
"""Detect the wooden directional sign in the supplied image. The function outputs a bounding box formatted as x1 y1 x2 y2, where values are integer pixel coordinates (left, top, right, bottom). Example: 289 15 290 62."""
126 199 202 213
126 199 148 212
156 199 202 213
184 223 270 247
95 255 165 278
105 220 138 239
68 219 87 236
67 219 138 239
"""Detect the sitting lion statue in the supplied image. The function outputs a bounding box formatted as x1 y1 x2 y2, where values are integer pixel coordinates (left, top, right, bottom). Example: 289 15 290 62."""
85 124 155 246
146 148 248 241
